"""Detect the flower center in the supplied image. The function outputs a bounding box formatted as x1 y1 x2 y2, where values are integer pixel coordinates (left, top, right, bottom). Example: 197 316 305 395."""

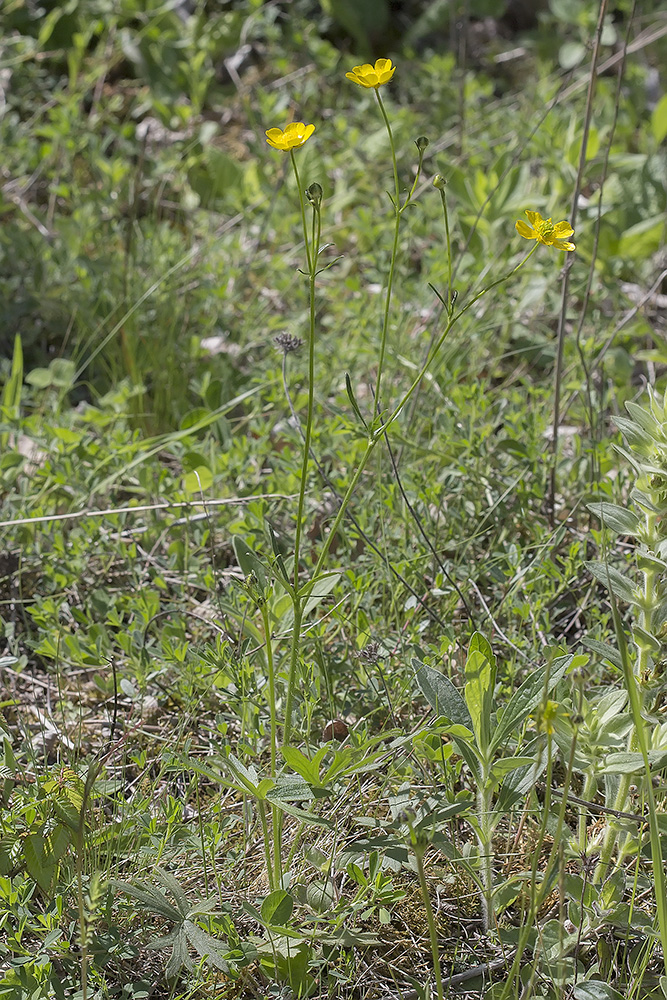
536 218 555 243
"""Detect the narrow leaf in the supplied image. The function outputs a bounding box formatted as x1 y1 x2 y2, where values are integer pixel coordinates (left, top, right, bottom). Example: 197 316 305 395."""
581 638 623 670
184 920 229 970
586 561 637 606
345 373 367 429
491 654 574 752
587 502 640 536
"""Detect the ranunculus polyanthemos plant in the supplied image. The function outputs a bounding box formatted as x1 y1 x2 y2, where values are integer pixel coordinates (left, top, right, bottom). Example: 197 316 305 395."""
221 56 583 984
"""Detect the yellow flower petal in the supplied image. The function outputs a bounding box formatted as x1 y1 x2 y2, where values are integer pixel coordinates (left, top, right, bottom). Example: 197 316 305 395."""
265 122 315 151
552 221 574 238
552 238 576 251
516 209 575 251
265 129 287 150
515 220 536 239
346 57 396 88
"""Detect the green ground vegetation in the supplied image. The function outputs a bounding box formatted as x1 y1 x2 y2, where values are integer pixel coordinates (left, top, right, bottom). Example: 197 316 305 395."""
1 0 667 997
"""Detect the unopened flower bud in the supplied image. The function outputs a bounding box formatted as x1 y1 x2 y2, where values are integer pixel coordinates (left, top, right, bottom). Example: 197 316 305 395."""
306 182 323 208
433 173 447 190
415 136 429 153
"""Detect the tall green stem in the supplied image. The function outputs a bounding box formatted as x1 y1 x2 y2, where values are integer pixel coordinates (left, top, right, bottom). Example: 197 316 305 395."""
305 247 538 594
596 510 655 881
380 245 538 439
290 153 319 590
434 180 453 311
290 149 312 275
414 843 445 1000
258 799 275 892
477 777 494 932
260 604 278 777
283 600 303 749
373 90 401 413
283 157 321 748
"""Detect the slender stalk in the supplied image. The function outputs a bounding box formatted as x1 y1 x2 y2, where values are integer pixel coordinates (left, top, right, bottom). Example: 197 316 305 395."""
290 149 312 274
76 849 88 1000
306 247 539 593
195 779 209 896
258 799 275 892
290 155 319 590
373 90 401 413
435 182 453 311
578 769 598 852
284 161 321 748
282 600 303 749
549 0 609 520
260 605 278 776
638 511 658 678
414 843 445 1000
606 578 667 970
380 245 539 439
477 775 494 932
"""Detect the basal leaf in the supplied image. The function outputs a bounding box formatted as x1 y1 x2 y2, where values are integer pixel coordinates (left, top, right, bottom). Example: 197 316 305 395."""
464 647 493 754
413 658 473 729
184 920 229 970
281 745 325 786
260 889 294 927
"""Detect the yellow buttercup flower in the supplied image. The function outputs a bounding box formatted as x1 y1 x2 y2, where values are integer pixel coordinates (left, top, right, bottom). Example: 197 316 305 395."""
265 122 315 151
345 57 396 89
515 210 575 251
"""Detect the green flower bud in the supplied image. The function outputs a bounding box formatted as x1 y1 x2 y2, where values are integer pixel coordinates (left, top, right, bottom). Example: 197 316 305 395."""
433 173 447 190
415 136 429 152
306 182 323 208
